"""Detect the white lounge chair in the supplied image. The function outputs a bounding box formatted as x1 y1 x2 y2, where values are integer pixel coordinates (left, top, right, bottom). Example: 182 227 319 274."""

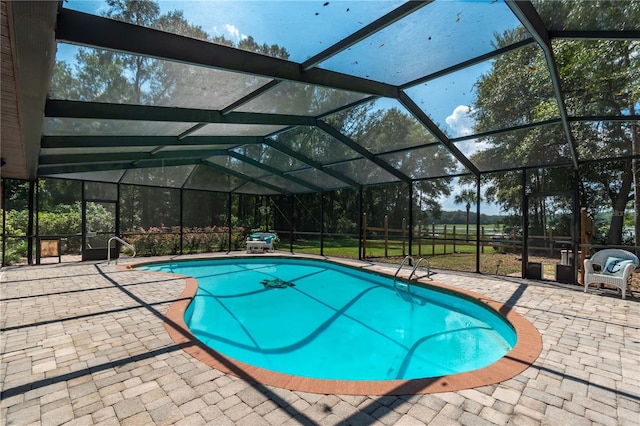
583 249 639 299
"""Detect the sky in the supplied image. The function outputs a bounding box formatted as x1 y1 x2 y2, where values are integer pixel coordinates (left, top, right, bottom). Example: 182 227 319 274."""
61 0 515 215
61 1 516 134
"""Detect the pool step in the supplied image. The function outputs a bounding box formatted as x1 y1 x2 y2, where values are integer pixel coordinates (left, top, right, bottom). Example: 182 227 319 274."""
395 281 410 292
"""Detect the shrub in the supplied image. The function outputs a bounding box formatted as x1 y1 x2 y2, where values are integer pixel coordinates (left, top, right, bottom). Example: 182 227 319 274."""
123 225 245 256
3 209 29 236
3 238 27 265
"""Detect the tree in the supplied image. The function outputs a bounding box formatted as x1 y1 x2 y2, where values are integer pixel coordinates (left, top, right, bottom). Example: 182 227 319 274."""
324 103 456 229
238 36 290 60
552 32 638 244
454 188 477 241
472 1 639 245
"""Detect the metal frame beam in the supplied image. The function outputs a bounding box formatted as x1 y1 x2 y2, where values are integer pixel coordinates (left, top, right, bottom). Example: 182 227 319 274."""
39 149 228 165
569 115 640 123
228 151 324 193
264 139 361 189
38 158 199 175
376 115 639 169
56 8 399 98
398 91 480 177
202 160 291 195
45 99 317 126
449 118 563 144
506 0 579 169
401 38 535 90
41 135 261 148
220 80 282 115
549 30 640 40
316 120 412 184
302 1 432 70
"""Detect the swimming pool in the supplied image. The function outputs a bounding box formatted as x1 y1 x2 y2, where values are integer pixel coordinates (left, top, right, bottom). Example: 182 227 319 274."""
141 257 518 382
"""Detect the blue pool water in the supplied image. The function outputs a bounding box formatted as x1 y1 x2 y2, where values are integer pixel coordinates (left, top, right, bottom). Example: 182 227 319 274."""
141 258 516 380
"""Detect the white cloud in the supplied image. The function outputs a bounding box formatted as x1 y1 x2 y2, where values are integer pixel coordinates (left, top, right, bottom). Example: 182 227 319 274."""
224 24 248 41
445 105 475 137
457 138 491 157
445 105 492 156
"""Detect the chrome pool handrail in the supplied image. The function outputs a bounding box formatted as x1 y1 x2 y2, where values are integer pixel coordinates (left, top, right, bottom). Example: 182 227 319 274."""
394 255 431 294
409 257 430 280
394 255 414 292
107 236 136 265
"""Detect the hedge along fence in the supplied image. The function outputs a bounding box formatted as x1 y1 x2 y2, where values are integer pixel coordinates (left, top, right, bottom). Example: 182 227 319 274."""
122 226 247 256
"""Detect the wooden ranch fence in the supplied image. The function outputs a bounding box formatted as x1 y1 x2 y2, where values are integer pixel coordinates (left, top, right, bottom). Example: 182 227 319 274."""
361 213 500 258
361 214 571 259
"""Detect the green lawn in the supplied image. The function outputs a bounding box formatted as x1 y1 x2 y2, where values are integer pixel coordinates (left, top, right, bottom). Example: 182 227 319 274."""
279 236 525 276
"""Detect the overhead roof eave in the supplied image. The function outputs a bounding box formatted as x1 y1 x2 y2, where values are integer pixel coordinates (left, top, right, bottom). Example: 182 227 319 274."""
2 1 59 180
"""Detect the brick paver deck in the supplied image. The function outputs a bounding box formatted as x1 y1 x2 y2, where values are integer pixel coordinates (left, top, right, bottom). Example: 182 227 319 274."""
2 253 639 425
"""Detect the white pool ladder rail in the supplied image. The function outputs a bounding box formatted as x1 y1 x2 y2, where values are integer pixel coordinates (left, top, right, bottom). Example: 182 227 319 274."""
107 236 136 265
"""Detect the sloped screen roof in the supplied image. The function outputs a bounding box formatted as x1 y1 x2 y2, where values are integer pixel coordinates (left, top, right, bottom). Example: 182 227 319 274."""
18 0 640 194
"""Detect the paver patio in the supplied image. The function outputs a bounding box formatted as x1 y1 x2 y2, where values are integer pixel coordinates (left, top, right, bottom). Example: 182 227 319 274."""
1 253 639 425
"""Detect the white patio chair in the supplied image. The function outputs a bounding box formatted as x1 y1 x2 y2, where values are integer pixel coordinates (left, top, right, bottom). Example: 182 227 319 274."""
583 249 639 299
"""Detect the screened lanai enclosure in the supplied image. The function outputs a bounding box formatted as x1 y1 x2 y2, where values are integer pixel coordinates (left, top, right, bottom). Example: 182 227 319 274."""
1 0 639 284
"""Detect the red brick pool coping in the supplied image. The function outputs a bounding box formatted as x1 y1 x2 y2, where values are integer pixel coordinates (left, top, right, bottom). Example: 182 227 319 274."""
125 255 543 395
